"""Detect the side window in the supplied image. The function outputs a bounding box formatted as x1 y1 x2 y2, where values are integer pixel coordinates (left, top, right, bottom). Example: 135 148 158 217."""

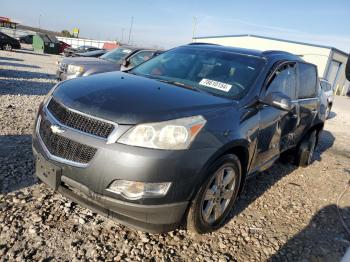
298 63 317 98
266 64 297 99
129 51 154 67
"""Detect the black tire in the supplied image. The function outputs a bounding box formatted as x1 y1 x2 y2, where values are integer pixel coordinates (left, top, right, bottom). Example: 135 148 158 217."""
187 154 242 234
295 130 317 167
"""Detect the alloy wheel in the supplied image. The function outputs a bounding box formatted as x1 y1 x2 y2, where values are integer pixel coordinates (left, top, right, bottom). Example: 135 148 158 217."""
4 44 12 51
201 166 236 224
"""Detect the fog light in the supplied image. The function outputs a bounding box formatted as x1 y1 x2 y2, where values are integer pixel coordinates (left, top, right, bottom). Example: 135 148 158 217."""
107 180 171 200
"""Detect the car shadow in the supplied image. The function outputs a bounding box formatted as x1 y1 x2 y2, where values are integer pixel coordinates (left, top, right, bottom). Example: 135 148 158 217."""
225 129 335 225
327 111 337 120
14 49 51 57
0 135 38 194
269 204 350 261
0 56 24 62
0 69 55 79
0 78 55 96
0 61 41 69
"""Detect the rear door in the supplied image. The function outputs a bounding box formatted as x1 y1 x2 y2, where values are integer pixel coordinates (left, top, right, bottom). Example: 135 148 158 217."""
294 62 318 141
254 62 299 168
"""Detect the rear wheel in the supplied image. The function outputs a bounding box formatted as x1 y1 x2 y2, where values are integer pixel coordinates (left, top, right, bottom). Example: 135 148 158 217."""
295 130 317 167
187 154 242 234
326 103 332 119
3 44 12 51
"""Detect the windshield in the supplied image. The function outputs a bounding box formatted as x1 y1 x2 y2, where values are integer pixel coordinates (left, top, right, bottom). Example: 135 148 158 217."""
100 47 133 63
131 47 264 99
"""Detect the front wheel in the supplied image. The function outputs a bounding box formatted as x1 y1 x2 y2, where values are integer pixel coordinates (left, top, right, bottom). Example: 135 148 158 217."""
186 154 242 234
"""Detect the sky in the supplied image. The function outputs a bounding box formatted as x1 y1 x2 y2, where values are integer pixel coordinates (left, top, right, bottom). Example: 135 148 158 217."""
2 0 350 51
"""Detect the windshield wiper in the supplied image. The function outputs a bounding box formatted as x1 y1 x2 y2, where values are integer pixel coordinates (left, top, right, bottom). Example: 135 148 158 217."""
156 79 209 94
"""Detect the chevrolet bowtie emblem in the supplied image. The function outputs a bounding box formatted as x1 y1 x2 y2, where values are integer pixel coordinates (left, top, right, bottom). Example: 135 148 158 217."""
50 125 65 134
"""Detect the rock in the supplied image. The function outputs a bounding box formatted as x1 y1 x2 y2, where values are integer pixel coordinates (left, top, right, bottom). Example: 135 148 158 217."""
78 218 86 225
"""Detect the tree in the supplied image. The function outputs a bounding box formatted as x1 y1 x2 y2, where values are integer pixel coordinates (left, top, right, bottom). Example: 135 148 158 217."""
61 30 73 38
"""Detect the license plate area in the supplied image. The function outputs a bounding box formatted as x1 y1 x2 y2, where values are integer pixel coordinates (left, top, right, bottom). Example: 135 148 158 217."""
36 155 62 190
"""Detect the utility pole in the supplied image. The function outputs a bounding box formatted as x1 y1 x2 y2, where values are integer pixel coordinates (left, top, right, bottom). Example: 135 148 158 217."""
192 16 198 40
128 16 134 45
38 14 42 29
121 28 125 43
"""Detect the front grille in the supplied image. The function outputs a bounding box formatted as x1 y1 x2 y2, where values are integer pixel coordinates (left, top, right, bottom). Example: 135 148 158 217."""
39 118 97 164
47 98 115 139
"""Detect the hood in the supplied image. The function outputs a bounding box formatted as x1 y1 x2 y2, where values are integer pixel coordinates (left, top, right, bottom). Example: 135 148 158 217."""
53 72 233 124
61 57 115 66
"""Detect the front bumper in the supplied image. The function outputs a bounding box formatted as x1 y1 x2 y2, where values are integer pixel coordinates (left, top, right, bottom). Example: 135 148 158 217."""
32 104 217 232
33 147 188 232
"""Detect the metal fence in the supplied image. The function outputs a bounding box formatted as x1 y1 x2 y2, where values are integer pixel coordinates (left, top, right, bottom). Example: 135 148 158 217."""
57 37 117 49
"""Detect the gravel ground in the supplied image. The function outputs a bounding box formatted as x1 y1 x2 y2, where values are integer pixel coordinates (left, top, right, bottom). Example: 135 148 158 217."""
0 49 349 262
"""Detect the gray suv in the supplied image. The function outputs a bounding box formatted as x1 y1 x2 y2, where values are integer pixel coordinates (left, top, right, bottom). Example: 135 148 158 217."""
57 46 161 81
33 44 324 233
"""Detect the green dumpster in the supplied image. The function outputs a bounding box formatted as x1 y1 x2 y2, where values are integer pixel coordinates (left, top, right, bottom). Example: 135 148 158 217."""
32 34 60 54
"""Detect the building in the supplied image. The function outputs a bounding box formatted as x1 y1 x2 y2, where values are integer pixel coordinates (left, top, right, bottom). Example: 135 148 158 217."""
0 16 19 29
193 34 350 96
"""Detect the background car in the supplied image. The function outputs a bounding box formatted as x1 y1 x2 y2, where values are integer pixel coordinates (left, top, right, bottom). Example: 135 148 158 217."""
320 78 334 118
0 32 21 51
19 34 34 44
56 46 162 81
74 49 108 58
63 45 102 57
58 41 71 54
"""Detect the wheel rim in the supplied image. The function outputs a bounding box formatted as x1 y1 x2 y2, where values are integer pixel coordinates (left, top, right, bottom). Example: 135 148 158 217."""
201 165 236 224
4 44 11 51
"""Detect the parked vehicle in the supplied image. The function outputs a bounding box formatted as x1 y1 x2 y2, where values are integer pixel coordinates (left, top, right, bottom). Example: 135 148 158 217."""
319 78 334 119
74 49 107 58
19 34 34 44
33 44 324 234
63 45 102 57
56 46 161 81
59 41 71 54
0 32 20 51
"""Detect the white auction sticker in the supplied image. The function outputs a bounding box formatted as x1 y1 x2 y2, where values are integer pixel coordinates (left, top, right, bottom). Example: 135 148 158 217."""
199 78 232 92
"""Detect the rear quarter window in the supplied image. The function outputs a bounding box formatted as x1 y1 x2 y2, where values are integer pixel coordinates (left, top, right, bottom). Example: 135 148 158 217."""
298 63 317 98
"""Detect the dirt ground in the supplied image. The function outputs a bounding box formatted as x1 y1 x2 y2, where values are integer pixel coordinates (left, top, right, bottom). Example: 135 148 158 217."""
0 49 349 262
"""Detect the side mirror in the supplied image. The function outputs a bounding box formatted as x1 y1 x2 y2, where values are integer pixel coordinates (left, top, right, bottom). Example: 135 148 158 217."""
261 92 294 111
346 54 350 81
122 59 129 67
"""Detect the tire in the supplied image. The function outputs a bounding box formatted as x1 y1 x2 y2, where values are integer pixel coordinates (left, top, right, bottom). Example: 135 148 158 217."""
187 154 242 234
295 130 317 167
3 44 12 51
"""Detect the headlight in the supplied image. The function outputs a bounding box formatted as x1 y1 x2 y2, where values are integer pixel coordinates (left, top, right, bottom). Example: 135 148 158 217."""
107 180 171 200
67 64 84 74
118 115 206 150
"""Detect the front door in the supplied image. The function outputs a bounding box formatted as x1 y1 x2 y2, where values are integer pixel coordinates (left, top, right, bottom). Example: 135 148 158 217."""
254 62 299 170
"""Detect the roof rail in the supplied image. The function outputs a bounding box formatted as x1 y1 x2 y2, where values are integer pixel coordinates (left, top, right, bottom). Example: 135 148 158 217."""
262 50 294 55
188 42 220 46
